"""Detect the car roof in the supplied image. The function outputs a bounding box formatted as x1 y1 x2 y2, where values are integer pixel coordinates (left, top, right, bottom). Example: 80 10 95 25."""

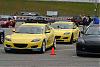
21 23 47 26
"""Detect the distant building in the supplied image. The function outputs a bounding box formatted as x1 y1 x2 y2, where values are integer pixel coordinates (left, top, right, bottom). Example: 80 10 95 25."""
46 11 58 17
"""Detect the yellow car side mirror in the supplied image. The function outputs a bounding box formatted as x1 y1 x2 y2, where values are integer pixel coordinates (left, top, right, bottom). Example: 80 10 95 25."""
12 29 15 32
45 30 50 33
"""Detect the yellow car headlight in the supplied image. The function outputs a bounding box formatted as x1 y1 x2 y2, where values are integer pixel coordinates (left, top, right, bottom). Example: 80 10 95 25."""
64 32 70 35
31 39 41 42
5 38 11 41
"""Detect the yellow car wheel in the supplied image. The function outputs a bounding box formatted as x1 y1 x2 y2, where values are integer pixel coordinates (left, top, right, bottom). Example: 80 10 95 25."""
40 41 46 53
52 38 56 49
79 32 80 37
70 34 74 44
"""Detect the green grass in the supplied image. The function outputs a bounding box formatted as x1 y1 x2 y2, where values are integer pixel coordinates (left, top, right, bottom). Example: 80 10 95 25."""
0 0 99 16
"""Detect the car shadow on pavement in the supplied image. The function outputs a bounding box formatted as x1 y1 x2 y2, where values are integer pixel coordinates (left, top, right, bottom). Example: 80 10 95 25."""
56 42 73 45
77 54 100 58
1 48 52 54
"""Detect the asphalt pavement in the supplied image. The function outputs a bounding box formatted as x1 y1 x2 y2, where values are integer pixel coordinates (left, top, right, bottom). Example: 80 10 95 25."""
0 43 99 67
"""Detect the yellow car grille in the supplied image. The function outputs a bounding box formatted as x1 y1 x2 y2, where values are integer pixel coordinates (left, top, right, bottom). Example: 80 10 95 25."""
14 43 28 48
56 40 64 42
55 36 61 39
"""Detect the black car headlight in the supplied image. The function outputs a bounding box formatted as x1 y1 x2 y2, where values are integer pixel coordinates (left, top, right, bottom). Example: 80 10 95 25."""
5 38 11 41
77 38 85 44
80 39 85 44
31 39 41 42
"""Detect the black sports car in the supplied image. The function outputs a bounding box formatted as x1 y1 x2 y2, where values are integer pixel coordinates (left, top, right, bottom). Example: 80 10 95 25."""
76 24 100 56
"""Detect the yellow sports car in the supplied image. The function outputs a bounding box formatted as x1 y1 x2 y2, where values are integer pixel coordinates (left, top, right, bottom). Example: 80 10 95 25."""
4 23 56 53
50 21 80 43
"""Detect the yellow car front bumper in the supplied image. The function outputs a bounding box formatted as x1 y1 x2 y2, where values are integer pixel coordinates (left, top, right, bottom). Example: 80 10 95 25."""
55 35 71 42
4 40 43 51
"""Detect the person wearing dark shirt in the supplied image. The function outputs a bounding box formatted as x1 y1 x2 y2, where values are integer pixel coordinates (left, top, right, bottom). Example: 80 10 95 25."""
87 16 92 26
82 16 88 32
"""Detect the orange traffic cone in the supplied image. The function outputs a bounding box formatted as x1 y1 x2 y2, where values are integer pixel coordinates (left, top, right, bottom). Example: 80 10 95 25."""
50 47 56 55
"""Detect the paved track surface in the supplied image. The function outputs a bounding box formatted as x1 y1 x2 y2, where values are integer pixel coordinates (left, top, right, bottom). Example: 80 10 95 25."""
0 44 99 67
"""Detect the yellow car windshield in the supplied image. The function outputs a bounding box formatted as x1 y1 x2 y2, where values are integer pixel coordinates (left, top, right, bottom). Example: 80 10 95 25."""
50 23 73 29
15 26 44 34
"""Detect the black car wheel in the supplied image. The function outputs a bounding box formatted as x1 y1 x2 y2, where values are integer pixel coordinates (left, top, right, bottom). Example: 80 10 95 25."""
76 51 82 56
4 48 11 53
0 33 4 44
76 47 84 56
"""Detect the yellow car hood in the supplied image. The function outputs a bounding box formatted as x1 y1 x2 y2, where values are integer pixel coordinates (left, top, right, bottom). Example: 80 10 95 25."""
54 29 73 36
6 33 44 43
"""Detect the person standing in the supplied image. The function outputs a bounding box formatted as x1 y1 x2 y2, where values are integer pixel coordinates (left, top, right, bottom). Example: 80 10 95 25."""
87 16 92 26
82 16 88 32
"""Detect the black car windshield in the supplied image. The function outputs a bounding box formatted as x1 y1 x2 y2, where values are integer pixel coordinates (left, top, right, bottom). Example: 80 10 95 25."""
85 27 100 35
50 23 73 29
15 25 44 34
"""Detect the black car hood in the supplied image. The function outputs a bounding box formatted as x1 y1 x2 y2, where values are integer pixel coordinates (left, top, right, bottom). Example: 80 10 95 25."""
83 35 100 45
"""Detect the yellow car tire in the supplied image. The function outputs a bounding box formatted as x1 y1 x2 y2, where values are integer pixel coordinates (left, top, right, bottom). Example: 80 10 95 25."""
70 34 74 44
78 32 80 37
40 41 46 53
52 38 56 49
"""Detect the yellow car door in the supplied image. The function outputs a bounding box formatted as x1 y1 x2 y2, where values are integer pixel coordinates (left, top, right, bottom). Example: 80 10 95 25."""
45 25 53 48
49 27 55 46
